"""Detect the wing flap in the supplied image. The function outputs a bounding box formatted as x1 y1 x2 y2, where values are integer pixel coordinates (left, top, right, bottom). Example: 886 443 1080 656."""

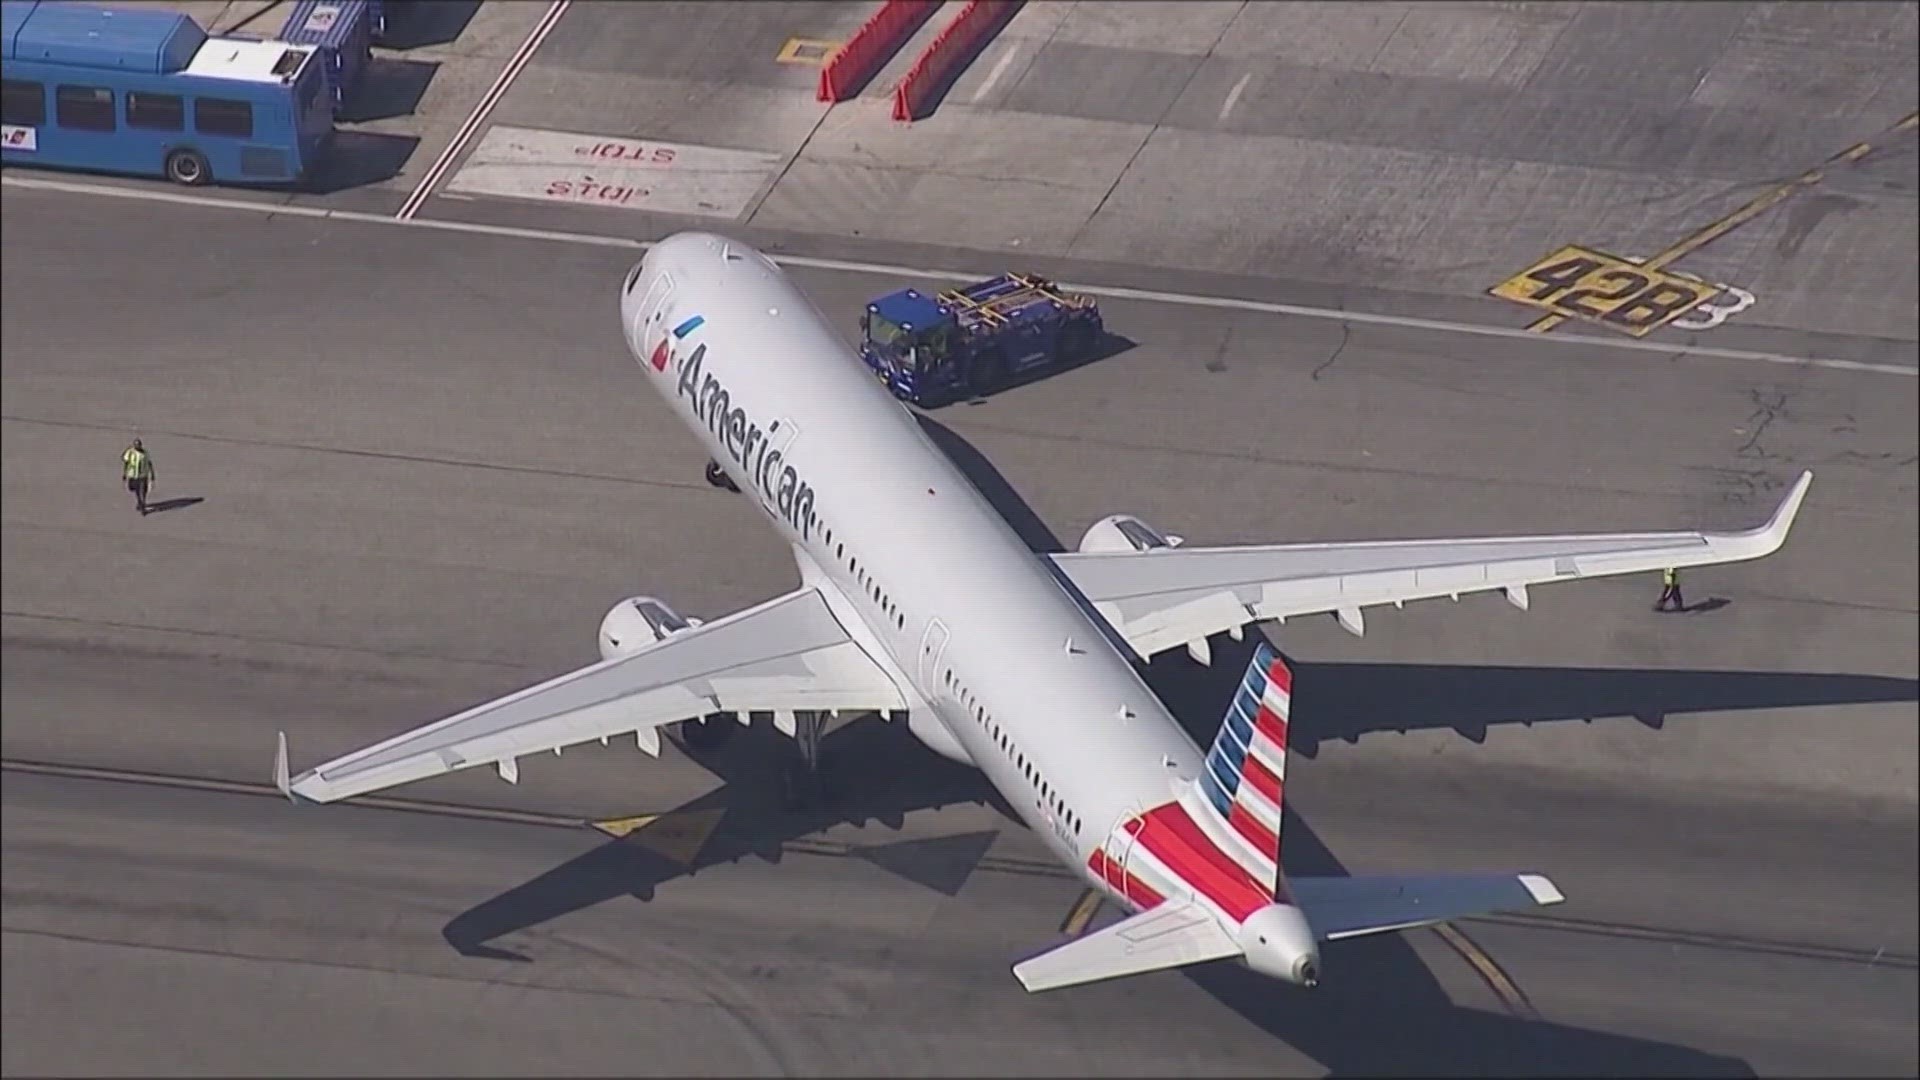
1012 899 1244 993
1291 872 1565 941
1055 472 1811 658
281 587 905 803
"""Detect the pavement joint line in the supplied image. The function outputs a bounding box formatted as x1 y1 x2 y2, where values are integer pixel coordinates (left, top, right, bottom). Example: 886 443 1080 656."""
0 757 1067 878
5 757 1909 969
1528 110 1920 335
395 0 572 220
2 173 1913 379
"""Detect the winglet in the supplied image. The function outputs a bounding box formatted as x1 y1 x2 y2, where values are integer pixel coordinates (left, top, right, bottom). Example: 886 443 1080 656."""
1760 470 1814 547
274 731 293 802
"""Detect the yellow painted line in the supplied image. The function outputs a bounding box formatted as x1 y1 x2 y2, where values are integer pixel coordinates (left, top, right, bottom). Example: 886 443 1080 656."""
1432 922 1540 1021
1059 888 1103 936
592 807 726 865
589 815 656 838
776 37 839 66
1525 109 1919 334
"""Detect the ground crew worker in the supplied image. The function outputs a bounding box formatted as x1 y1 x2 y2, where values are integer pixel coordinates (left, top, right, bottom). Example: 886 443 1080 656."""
121 438 155 515
1655 567 1685 613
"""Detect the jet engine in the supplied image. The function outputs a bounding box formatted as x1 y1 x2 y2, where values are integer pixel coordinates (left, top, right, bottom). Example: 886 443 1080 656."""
596 596 732 750
1078 514 1186 554
907 709 975 766
597 595 700 660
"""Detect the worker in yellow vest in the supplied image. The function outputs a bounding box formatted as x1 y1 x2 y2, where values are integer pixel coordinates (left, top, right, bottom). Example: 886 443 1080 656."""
1654 567 1685 613
121 438 156 515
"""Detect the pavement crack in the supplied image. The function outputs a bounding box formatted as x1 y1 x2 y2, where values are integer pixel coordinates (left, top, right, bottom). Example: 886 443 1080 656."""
1311 324 1351 381
1736 386 1790 460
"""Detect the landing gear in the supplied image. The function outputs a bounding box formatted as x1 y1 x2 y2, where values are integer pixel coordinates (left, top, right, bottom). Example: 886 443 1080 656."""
704 460 739 492
781 711 830 809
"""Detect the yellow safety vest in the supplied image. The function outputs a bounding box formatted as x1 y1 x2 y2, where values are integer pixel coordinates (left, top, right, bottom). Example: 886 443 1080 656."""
122 448 151 480
1662 567 1677 587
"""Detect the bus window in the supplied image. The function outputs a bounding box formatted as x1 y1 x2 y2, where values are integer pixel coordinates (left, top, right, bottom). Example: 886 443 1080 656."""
195 98 253 140
2 80 44 127
54 86 115 132
126 91 185 132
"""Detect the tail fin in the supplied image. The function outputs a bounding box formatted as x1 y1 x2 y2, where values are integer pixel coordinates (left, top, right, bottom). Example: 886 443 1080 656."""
1189 639 1291 892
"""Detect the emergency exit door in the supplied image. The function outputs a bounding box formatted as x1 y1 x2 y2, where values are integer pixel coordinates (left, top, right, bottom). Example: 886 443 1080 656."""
919 619 949 688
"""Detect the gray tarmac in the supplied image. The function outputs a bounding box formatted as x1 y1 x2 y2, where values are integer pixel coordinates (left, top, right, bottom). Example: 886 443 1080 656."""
463 0 1920 342
3 187 1917 1075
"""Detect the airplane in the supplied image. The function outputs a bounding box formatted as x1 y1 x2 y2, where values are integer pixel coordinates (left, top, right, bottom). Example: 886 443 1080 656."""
274 232 1814 994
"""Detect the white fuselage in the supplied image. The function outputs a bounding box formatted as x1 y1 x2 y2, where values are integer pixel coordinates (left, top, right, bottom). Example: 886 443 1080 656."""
620 235 1223 916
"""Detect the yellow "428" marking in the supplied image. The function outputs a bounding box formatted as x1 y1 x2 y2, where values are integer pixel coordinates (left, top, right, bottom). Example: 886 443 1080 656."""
1489 245 1754 338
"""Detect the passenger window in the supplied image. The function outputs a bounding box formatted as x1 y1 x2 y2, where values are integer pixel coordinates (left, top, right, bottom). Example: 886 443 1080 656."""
195 97 253 139
54 85 114 131
126 91 185 131
2 79 45 126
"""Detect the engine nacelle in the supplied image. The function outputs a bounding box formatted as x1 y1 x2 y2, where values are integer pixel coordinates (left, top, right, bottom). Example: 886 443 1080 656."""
1078 514 1185 554
908 709 976 766
597 595 702 661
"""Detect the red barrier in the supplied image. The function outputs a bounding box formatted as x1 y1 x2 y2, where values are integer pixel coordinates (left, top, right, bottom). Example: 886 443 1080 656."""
891 0 1022 122
817 0 941 103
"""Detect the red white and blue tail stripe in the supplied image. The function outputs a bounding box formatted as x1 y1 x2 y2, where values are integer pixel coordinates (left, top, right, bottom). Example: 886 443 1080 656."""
1189 640 1291 891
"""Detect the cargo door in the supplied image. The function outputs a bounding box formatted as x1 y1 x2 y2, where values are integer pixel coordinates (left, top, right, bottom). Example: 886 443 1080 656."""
634 271 674 362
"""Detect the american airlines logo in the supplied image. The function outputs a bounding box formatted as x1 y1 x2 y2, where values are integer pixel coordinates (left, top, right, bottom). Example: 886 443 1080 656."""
675 341 817 539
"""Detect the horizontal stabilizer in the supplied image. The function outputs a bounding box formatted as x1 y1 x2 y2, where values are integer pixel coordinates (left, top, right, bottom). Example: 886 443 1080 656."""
1291 872 1564 941
1012 899 1242 993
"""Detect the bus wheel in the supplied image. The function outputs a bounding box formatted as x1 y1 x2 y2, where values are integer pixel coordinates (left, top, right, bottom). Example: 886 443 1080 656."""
165 149 210 186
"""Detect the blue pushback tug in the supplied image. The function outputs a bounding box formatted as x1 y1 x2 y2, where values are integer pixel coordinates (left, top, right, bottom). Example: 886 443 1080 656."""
859 273 1104 406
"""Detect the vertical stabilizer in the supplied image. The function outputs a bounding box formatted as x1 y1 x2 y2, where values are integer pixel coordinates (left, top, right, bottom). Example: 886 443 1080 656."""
1188 640 1291 892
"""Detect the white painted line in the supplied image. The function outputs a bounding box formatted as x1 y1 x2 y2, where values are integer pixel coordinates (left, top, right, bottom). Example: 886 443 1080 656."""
3 172 1913 379
972 41 1021 104
1219 72 1251 122
396 0 570 221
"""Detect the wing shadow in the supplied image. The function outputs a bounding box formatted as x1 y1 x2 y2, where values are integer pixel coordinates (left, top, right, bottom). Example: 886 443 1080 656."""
442 713 1016 960
1145 641 1918 758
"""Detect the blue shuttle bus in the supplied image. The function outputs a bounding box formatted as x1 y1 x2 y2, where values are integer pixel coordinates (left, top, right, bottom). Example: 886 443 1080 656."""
1 0 333 187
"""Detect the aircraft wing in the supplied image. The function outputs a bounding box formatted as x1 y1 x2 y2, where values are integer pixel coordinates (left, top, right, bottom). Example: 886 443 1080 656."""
274 587 906 804
1049 471 1811 661
1288 872 1564 941
1012 899 1245 993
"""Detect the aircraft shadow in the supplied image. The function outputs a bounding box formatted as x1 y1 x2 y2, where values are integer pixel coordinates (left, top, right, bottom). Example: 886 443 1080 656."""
432 414 1870 1072
439 638 1774 1074
1146 645 1919 758
1144 634 1767 1076
1180 802 1758 1077
441 714 1015 961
